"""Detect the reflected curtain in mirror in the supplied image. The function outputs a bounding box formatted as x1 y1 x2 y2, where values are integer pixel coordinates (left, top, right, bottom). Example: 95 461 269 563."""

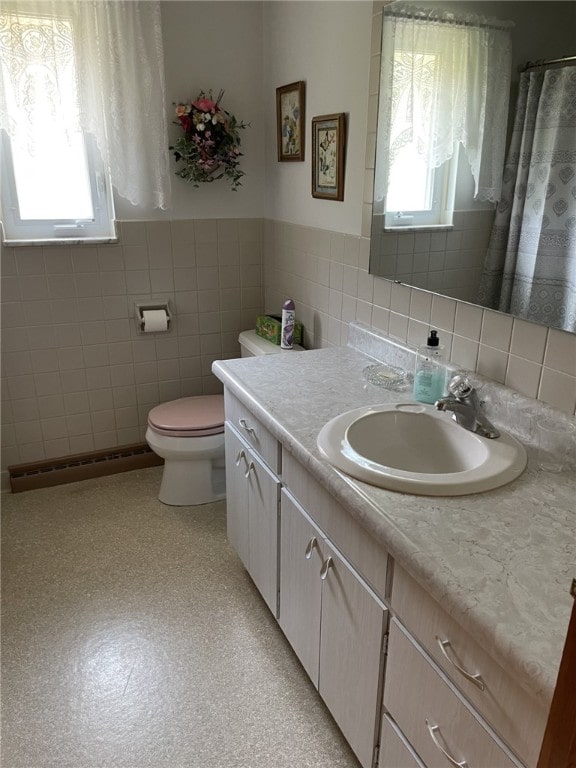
375 4 514 221
478 66 576 333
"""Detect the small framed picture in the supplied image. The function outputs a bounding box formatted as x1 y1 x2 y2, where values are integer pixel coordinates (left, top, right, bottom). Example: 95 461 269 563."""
276 81 305 162
311 113 346 201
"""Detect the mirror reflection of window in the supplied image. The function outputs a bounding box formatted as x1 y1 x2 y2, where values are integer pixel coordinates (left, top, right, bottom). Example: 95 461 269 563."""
385 50 458 227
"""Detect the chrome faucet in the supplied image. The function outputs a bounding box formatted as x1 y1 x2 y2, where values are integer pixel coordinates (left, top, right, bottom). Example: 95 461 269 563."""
435 374 500 439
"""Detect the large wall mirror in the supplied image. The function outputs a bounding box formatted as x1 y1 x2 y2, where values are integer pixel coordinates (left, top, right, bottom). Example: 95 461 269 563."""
369 1 576 333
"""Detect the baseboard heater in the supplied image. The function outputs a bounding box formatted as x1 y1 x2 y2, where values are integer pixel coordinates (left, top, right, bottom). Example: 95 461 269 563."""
8 442 163 493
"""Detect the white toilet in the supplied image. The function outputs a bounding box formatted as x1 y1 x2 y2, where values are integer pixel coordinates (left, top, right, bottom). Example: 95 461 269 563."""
146 330 302 506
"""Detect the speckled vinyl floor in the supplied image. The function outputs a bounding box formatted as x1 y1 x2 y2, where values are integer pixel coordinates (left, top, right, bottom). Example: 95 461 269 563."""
1 467 359 768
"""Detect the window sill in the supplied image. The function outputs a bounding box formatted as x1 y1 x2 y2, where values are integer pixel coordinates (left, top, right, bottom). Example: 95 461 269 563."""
384 224 454 233
3 236 119 247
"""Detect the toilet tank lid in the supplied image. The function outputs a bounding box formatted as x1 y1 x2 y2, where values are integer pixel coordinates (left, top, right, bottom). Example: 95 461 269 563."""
239 329 303 355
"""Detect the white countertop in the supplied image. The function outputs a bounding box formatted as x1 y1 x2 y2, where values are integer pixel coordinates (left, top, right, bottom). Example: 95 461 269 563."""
212 338 575 707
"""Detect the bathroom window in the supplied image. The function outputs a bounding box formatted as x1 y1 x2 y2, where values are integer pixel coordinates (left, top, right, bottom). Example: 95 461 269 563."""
0 9 116 243
0 2 170 244
375 4 513 230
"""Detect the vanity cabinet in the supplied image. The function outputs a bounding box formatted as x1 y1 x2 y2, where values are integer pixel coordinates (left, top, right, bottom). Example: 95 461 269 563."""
220 386 552 768
223 415 388 768
280 488 388 768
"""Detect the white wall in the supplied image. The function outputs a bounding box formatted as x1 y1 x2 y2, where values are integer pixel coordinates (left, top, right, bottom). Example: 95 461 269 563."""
114 1 265 220
262 1 373 236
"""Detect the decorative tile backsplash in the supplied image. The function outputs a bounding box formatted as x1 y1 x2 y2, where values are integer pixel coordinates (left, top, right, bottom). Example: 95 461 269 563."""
263 219 576 417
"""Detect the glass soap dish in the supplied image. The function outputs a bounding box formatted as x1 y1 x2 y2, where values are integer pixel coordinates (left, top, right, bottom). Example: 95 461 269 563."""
363 363 413 392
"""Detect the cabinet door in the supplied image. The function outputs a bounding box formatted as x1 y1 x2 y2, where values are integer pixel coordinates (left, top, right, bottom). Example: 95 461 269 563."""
246 447 281 616
319 541 388 768
279 490 324 685
225 425 250 569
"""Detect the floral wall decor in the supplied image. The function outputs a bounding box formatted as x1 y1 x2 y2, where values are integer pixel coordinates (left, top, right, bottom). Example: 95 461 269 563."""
170 90 249 190
312 113 346 201
276 81 305 162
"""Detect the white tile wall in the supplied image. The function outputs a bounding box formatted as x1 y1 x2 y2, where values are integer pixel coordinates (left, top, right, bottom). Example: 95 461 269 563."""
370 209 494 302
263 218 576 418
1 219 264 473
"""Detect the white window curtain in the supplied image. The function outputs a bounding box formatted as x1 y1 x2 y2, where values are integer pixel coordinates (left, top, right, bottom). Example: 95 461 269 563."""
376 3 514 204
0 0 171 211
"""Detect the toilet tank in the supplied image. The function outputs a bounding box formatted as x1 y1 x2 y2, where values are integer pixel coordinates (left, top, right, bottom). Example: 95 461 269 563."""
238 329 303 357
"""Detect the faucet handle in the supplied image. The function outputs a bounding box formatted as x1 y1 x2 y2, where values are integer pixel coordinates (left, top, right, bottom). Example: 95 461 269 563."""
447 373 474 399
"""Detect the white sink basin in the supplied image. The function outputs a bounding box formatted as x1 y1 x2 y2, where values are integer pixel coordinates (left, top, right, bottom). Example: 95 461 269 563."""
317 403 527 496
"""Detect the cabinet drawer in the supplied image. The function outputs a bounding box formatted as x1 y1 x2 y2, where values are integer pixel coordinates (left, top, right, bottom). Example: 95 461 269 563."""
391 565 547 766
378 714 425 768
385 620 521 768
224 390 281 473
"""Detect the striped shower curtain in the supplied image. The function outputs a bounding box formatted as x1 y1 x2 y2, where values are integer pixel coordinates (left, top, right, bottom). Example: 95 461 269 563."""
477 65 576 332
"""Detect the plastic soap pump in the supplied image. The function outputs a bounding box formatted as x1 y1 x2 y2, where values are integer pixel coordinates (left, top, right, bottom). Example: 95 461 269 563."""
413 330 446 404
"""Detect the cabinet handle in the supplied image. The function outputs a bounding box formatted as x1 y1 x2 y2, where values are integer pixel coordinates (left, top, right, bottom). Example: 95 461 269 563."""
238 418 256 437
426 720 468 768
244 461 255 479
320 556 333 580
435 636 485 691
304 537 317 560
235 450 246 466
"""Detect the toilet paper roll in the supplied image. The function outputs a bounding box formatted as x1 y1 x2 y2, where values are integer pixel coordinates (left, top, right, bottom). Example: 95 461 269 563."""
142 309 168 333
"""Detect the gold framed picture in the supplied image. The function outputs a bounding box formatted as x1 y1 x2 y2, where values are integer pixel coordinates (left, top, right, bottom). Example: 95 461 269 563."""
311 113 346 201
276 81 305 162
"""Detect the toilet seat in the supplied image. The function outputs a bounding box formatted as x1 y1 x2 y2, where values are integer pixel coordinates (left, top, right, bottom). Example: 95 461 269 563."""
148 395 224 438
146 331 301 506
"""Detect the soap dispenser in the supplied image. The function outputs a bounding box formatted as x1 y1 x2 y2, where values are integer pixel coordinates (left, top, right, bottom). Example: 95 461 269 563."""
413 330 446 404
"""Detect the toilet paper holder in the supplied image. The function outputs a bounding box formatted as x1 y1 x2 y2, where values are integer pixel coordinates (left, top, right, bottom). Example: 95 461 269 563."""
135 302 172 333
